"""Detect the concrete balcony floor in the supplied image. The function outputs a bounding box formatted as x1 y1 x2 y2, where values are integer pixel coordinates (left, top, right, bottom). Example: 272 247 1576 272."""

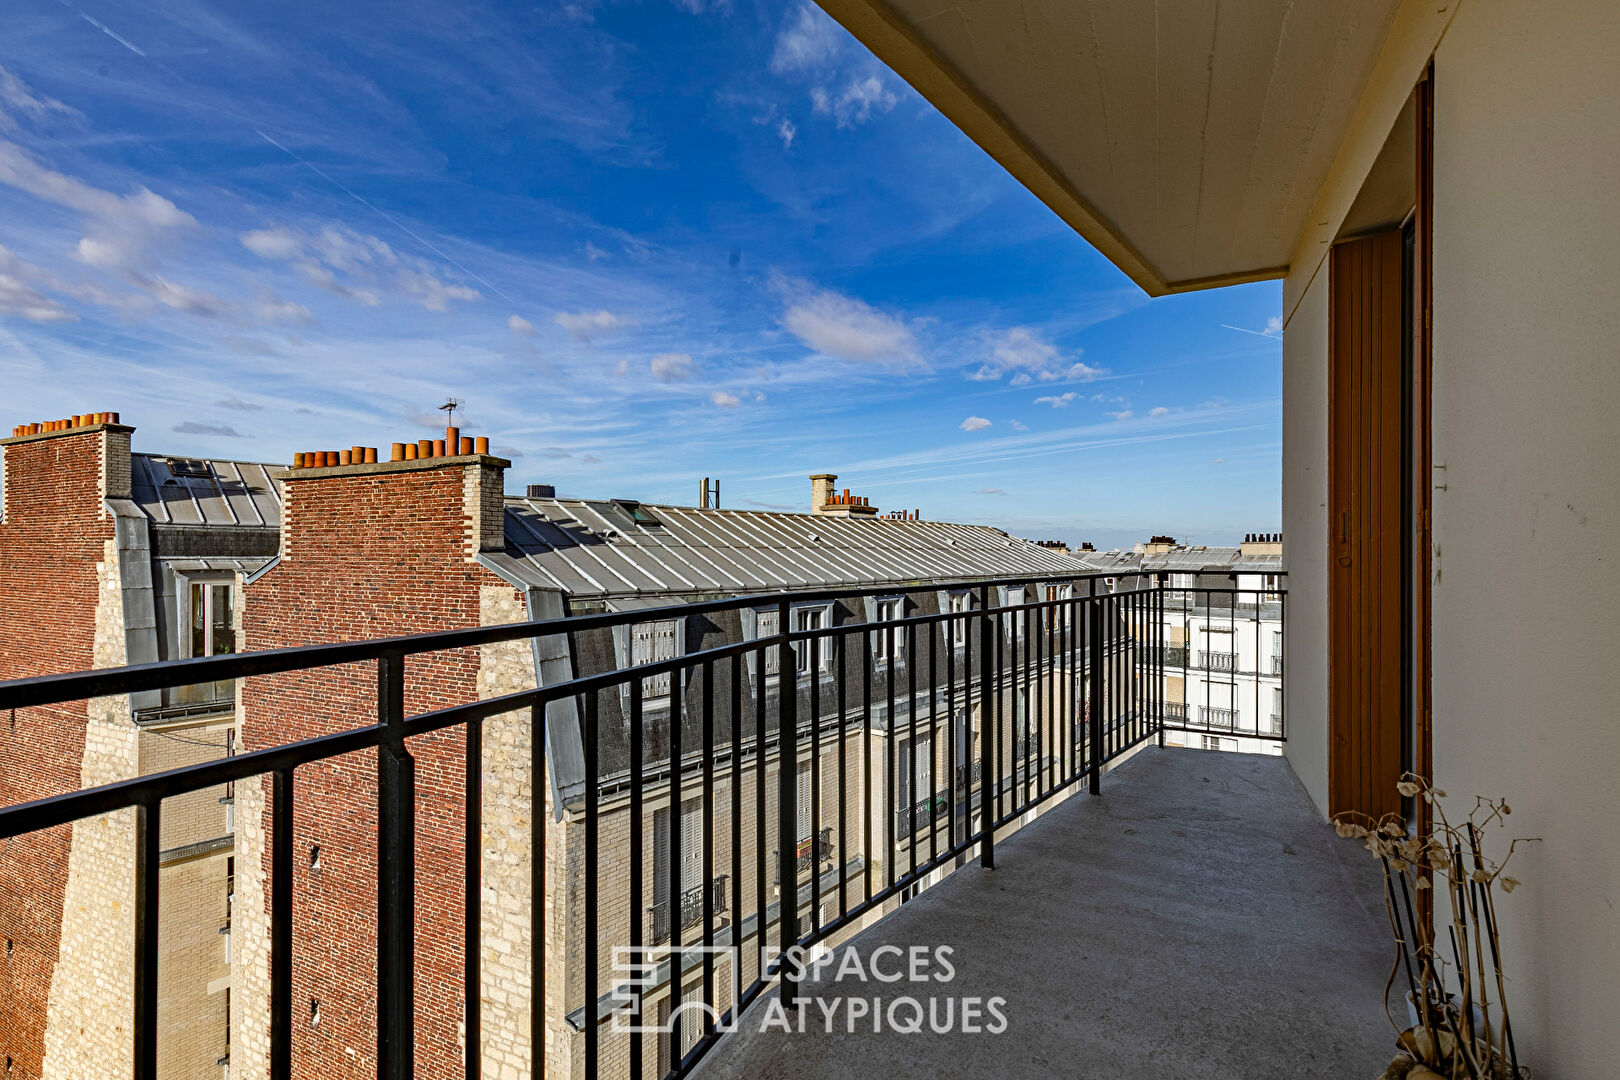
696 747 1397 1079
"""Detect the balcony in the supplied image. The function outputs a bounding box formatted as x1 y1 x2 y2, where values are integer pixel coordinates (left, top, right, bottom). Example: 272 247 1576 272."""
0 569 1291 1080
1199 705 1239 730
1198 650 1237 673
648 877 729 946
698 748 1395 1079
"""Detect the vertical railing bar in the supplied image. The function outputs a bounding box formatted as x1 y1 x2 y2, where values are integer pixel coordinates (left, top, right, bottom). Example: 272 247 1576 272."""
271 768 293 1080
628 680 644 1080
995 600 1005 824
701 659 716 1047
529 701 546 1080
582 691 600 1080
946 605 957 856
753 643 766 994
906 618 918 879
775 599 799 1008
861 629 873 906
377 649 414 1080
667 665 684 1072
465 707 482 1080
809 633 821 936
978 584 994 869
928 617 938 870
836 626 848 922
885 615 895 893
134 797 160 1080
1088 597 1103 793
729 655 742 989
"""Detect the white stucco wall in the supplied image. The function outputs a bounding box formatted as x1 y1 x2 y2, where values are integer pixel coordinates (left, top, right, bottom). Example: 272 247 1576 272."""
1280 269 1330 818
1427 1 1620 1074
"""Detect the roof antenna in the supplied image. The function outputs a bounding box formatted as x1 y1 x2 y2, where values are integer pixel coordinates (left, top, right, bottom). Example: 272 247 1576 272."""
438 397 465 427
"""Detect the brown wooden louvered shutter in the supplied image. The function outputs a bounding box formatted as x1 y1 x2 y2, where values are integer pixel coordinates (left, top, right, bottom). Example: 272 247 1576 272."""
1328 230 1406 821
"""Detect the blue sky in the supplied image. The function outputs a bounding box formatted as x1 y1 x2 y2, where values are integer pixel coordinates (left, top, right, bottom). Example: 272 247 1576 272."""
0 0 1282 549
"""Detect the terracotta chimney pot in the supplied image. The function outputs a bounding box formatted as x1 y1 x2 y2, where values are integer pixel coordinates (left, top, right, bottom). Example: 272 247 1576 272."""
445 426 460 450
459 437 473 455
474 436 489 454
417 439 433 459
404 442 418 460
391 443 406 462
364 447 378 464
433 439 446 457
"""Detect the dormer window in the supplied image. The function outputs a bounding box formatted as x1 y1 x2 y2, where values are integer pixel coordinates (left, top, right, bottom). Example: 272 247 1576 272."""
792 605 833 674
872 597 905 662
947 592 972 647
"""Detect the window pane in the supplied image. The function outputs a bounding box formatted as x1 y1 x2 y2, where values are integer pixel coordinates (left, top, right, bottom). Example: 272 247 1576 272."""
191 582 206 658
211 584 235 655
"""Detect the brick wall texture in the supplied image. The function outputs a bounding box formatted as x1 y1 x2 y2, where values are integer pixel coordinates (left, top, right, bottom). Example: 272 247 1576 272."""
235 462 515 1080
0 430 120 1080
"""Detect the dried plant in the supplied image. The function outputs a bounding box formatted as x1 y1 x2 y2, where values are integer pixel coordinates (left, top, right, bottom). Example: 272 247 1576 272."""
1335 775 1537 1080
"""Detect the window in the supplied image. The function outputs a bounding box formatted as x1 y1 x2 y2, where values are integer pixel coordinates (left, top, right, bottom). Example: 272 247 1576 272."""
630 620 678 703
947 592 971 647
614 499 662 527
872 598 903 662
1000 586 1027 638
898 733 931 809
754 609 781 678
796 761 816 843
792 606 831 674
653 798 704 904
189 581 235 659
1201 735 1237 752
1171 573 1195 590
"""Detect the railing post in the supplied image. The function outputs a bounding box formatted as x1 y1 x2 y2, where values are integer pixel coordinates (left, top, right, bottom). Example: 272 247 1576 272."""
977 584 994 870
1155 573 1167 748
1088 597 1104 795
377 649 415 1080
775 599 799 1008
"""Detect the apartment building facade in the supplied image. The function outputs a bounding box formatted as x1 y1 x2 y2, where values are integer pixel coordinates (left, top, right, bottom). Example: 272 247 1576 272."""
1078 536 1285 755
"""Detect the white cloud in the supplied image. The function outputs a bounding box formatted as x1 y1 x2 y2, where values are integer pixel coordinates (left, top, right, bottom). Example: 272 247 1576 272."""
582 242 608 261
959 416 991 432
810 75 897 129
0 270 73 322
710 390 741 408
650 352 694 382
1009 419 1028 431
771 5 841 74
976 487 1006 495
0 244 74 322
1109 410 1134 421
1213 458 1225 464
216 398 262 411
556 308 632 341
238 223 478 312
972 327 1105 384
1221 315 1284 339
508 314 535 336
1034 392 1078 408
1149 406 1170 417
778 117 797 148
0 66 81 130
780 284 921 368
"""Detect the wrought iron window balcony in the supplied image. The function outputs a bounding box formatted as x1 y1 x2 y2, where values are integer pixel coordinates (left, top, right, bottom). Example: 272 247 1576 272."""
647 876 729 945
1200 706 1239 729
1198 650 1238 672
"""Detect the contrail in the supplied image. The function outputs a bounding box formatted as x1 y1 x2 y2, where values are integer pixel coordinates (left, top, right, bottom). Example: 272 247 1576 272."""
255 128 515 305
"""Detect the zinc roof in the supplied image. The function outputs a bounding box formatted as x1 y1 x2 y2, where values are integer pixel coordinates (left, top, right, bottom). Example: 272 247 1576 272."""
130 454 282 528
486 498 1095 600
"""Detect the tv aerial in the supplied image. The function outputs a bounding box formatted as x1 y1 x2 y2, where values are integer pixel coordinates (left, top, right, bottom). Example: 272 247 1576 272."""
438 397 466 427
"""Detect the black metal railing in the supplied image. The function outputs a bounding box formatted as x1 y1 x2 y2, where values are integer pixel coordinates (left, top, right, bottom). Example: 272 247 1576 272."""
0 569 1284 1080
649 877 729 945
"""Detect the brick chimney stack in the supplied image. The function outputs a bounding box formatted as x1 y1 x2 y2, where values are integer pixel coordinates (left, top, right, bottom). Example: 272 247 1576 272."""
1 412 132 522
1240 532 1284 556
809 473 879 518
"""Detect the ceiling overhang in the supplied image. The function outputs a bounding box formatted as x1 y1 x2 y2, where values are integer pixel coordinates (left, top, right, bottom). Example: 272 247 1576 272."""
817 0 1445 297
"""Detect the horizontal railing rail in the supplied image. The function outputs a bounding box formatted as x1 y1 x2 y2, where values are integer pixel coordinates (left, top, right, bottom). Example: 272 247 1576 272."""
0 568 1284 1080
